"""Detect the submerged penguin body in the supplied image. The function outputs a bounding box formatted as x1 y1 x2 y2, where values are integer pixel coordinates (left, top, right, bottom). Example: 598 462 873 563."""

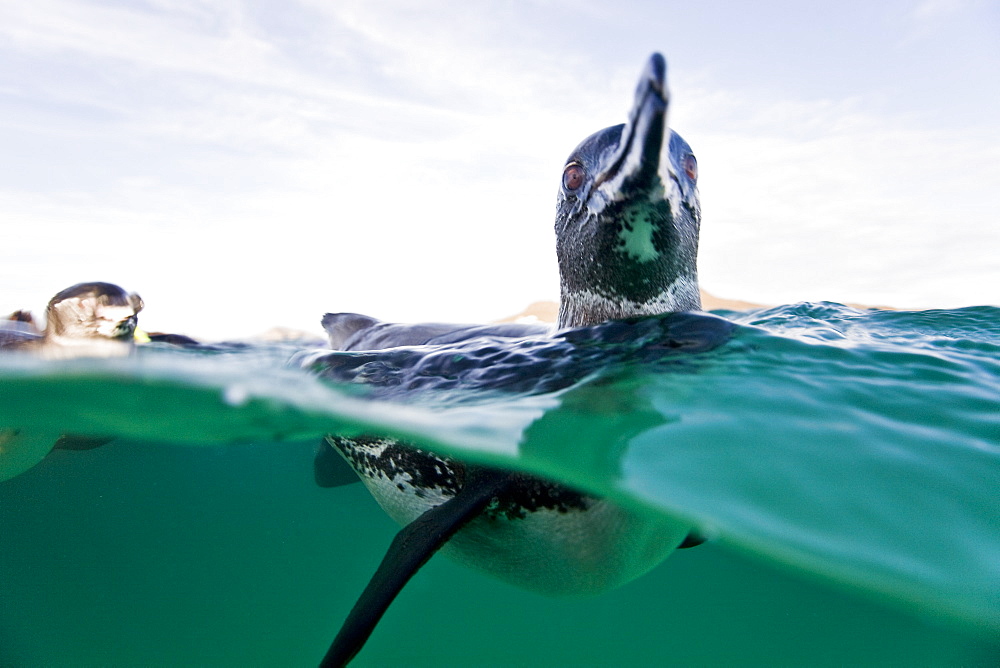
326 434 687 595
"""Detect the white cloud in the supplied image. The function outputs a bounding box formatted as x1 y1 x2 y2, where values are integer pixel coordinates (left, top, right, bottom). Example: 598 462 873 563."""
904 0 995 44
913 0 971 21
691 88 1000 309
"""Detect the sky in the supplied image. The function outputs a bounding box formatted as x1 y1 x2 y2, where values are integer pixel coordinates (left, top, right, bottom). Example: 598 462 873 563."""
1 0 997 339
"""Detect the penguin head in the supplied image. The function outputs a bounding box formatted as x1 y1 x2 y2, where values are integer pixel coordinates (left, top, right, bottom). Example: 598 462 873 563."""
555 53 701 328
45 282 144 343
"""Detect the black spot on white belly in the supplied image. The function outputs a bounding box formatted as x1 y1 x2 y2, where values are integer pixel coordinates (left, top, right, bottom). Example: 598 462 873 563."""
327 435 591 518
327 435 462 499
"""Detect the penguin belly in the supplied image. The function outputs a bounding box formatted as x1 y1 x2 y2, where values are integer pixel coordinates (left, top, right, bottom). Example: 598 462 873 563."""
330 435 689 595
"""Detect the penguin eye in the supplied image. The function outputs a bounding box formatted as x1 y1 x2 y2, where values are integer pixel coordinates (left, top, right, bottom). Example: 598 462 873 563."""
683 154 698 181
562 163 585 191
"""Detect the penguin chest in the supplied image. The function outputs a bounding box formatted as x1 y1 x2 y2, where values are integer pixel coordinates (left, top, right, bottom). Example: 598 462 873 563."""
328 435 690 595
327 435 460 523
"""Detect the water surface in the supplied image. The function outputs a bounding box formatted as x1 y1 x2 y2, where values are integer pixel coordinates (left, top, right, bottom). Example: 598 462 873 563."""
2 303 999 665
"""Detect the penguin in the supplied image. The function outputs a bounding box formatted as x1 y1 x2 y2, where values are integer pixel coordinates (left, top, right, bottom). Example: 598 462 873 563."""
0 313 40 348
317 53 709 666
0 282 144 358
0 282 144 480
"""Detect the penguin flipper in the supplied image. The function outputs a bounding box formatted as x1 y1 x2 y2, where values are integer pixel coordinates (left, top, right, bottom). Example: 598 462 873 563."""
53 435 114 451
314 439 361 488
678 530 707 549
320 467 513 667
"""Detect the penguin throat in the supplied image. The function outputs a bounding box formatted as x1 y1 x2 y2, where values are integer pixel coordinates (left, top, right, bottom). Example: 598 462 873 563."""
38 336 134 359
557 278 701 328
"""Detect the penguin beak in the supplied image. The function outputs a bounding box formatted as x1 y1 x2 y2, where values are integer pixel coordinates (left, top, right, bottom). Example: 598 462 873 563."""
588 53 670 207
92 304 140 340
112 314 139 340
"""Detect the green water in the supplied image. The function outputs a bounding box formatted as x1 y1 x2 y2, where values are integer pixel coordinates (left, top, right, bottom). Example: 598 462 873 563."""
2 304 999 665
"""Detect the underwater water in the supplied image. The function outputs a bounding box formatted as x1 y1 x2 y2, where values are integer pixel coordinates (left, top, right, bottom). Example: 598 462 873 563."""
1 303 999 666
